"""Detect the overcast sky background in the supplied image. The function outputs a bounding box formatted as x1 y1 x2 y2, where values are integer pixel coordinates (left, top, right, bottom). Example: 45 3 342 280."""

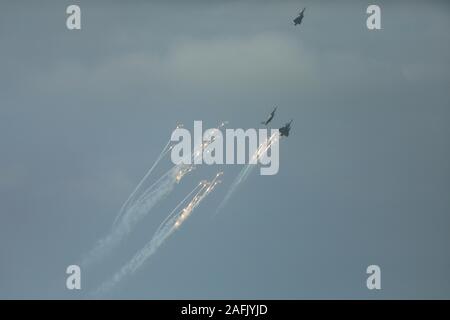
1 0 449 299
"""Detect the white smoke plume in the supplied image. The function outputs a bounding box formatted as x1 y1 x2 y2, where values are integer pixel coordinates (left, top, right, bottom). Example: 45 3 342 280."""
93 172 222 296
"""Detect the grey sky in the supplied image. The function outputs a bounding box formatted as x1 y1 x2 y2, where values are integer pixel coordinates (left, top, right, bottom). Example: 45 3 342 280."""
0 0 449 299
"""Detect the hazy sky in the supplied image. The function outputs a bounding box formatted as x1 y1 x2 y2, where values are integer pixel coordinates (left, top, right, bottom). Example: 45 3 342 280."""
1 0 449 299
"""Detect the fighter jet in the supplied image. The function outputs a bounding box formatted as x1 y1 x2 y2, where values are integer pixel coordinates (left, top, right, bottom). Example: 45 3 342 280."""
261 107 277 126
279 120 293 137
293 8 306 26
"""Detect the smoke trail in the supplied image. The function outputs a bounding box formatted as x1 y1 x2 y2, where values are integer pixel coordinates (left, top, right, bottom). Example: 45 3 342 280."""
112 137 174 228
153 181 205 236
117 121 225 228
82 123 226 268
215 131 279 215
93 173 223 296
81 165 185 268
112 123 190 228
